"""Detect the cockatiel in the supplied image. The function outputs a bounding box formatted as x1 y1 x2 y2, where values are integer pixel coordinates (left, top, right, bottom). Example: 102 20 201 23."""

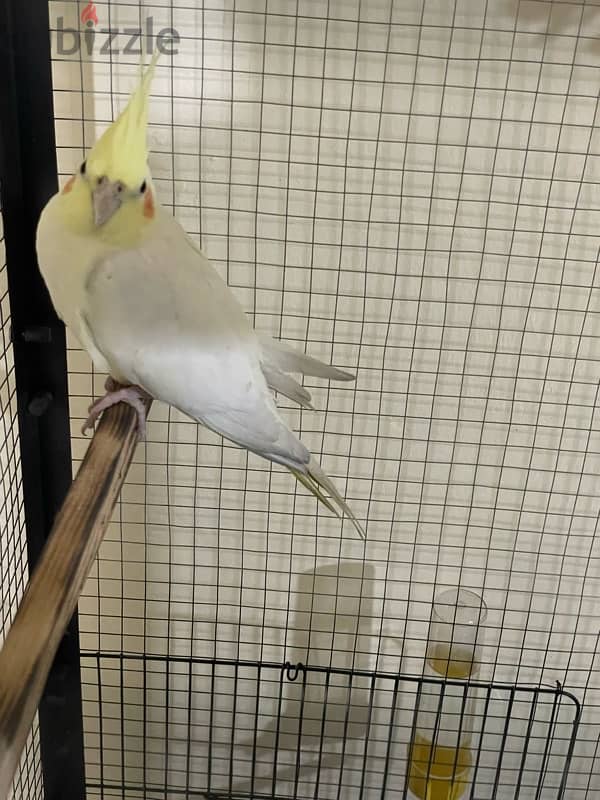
36 55 364 538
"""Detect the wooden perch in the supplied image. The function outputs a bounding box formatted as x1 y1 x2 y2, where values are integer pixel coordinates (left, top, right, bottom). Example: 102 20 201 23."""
0 396 151 799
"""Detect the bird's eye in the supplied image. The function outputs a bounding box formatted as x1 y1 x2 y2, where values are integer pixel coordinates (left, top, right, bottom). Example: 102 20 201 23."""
80 161 86 175
116 184 123 193
140 180 147 194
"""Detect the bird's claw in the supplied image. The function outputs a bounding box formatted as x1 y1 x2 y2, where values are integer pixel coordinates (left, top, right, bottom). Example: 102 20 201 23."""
82 380 151 440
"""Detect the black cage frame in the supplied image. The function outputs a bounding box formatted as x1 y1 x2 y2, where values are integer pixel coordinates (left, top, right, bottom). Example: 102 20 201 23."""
0 1 85 798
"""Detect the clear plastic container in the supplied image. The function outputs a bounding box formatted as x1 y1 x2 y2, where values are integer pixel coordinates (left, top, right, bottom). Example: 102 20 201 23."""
426 588 487 679
407 588 487 800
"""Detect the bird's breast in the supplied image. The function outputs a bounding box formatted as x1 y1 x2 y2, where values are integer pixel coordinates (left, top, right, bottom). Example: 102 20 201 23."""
36 197 110 339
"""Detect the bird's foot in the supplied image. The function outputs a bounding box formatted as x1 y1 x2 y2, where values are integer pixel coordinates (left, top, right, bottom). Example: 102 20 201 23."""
82 378 151 440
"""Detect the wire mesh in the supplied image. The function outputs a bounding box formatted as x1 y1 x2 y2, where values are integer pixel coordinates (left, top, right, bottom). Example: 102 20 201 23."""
81 654 580 800
44 0 600 797
0 214 43 799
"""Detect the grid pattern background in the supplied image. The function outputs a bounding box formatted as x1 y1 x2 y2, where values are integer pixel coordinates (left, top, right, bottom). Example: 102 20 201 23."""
0 217 43 798
45 0 600 797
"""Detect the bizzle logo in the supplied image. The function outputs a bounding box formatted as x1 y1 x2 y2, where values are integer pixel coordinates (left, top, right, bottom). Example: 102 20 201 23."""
54 2 180 56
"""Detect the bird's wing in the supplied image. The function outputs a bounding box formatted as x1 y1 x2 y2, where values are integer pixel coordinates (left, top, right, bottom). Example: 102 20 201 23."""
258 333 355 381
261 363 314 409
82 214 309 467
257 332 355 409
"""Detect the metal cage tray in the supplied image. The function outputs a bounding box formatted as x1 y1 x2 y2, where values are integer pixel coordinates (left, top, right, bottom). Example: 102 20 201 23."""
80 654 581 800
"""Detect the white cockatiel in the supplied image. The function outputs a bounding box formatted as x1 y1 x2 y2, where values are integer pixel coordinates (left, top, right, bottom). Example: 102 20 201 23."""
36 55 364 538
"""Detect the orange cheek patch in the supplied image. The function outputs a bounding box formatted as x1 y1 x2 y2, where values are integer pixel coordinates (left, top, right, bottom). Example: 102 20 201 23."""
62 175 76 194
143 188 155 219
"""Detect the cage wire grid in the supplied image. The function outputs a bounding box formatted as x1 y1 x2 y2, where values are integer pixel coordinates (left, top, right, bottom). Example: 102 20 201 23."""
35 0 600 797
0 219 43 798
78 653 582 799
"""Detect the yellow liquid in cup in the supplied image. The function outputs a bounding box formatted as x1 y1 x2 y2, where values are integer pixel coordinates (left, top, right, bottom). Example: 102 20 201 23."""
408 734 472 800
426 646 475 679
407 646 476 798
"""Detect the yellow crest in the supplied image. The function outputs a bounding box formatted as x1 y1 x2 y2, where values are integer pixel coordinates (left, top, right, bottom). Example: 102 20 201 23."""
87 51 159 188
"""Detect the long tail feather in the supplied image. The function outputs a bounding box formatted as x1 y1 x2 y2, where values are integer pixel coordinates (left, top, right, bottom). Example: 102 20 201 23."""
289 468 340 518
289 459 365 539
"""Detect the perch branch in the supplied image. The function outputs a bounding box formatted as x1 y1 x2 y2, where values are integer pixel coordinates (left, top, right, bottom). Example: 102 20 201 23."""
0 394 151 799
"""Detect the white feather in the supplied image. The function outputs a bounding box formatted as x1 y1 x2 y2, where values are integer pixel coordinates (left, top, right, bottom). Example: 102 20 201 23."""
37 197 363 536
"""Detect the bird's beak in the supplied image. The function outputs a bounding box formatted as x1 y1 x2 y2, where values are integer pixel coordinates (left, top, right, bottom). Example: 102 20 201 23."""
92 179 122 226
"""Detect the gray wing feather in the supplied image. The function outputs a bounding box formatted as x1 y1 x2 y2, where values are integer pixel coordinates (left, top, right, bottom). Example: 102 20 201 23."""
258 334 355 382
261 364 314 409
